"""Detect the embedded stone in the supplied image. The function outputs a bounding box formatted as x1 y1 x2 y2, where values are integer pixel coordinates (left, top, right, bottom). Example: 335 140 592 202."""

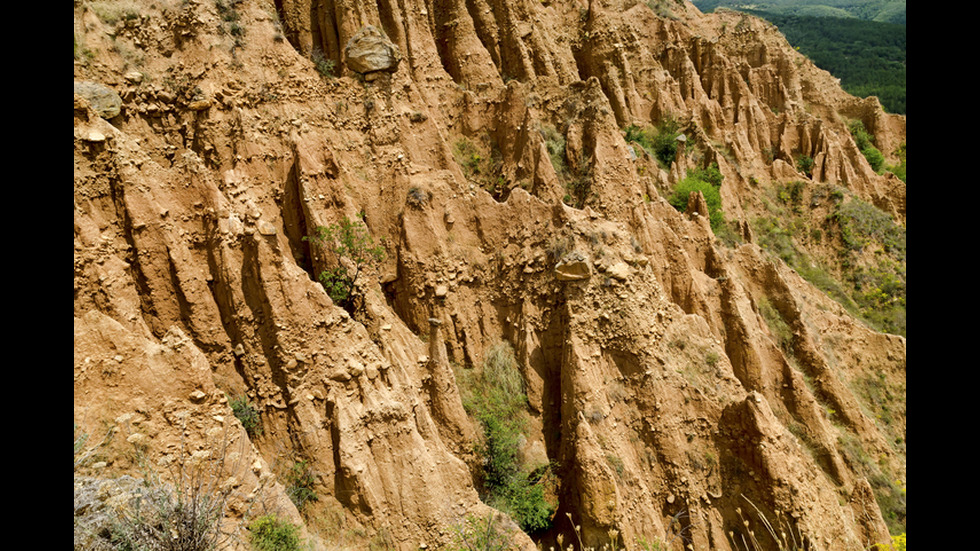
74 81 122 119
345 26 401 74
555 251 591 281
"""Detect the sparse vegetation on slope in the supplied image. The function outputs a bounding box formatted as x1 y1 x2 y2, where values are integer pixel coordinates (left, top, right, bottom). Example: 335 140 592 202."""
304 216 386 313
753 180 905 336
460 343 555 533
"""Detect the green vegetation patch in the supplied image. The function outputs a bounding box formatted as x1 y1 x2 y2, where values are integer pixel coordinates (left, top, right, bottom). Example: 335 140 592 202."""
833 198 905 258
284 460 319 511
454 137 509 200
304 216 386 313
753 179 905 336
449 513 515 551
625 117 682 168
539 124 594 208
460 342 555 533
668 163 725 231
249 515 304 551
886 142 906 183
312 49 336 78
848 120 885 172
837 432 906 535
231 395 262 437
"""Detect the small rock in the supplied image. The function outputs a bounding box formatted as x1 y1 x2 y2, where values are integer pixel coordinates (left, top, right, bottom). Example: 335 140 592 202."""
555 251 591 281
189 390 207 403
258 221 277 235
187 98 212 111
607 262 630 280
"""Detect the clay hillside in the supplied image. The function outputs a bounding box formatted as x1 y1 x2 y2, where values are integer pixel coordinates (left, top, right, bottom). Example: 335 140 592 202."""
73 0 906 549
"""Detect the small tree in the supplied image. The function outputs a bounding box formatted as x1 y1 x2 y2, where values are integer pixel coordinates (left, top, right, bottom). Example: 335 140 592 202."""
652 117 681 167
305 216 386 312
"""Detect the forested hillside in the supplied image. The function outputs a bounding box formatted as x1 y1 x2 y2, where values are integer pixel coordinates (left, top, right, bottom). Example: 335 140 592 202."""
746 11 906 114
693 0 906 23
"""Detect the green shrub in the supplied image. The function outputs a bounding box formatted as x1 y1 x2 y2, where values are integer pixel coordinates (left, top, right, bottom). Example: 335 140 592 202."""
668 174 724 231
462 342 555 533
848 120 885 172
687 162 723 188
848 120 874 150
284 460 319 511
776 181 805 206
502 475 553 533
651 118 681 167
624 124 654 151
304 216 386 312
248 515 303 551
625 118 681 167
861 146 885 172
311 49 335 78
795 154 814 177
230 395 262 437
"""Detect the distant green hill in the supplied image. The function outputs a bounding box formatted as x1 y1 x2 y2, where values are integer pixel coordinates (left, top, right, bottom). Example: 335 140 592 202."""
695 5 906 114
692 0 906 24
750 11 906 114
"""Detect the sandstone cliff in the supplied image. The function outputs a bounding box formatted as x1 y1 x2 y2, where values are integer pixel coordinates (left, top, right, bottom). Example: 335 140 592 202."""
74 0 906 549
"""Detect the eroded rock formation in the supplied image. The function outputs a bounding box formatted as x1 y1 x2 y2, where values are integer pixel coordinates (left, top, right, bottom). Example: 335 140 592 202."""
74 0 906 549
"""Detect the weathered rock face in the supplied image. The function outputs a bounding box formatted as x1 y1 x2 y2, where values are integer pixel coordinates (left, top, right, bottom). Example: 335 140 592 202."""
74 0 905 549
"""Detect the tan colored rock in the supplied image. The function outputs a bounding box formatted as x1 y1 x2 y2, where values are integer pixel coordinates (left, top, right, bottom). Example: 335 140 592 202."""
344 25 400 75
555 252 592 281
74 1 905 549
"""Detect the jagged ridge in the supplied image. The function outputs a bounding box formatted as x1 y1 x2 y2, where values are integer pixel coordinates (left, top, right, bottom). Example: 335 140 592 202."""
74 0 906 549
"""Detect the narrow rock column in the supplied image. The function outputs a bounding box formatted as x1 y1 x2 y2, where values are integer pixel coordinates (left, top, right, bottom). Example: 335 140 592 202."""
426 303 475 448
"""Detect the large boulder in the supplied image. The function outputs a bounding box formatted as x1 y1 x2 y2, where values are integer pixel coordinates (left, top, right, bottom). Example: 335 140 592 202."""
73 81 122 119
344 25 400 75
